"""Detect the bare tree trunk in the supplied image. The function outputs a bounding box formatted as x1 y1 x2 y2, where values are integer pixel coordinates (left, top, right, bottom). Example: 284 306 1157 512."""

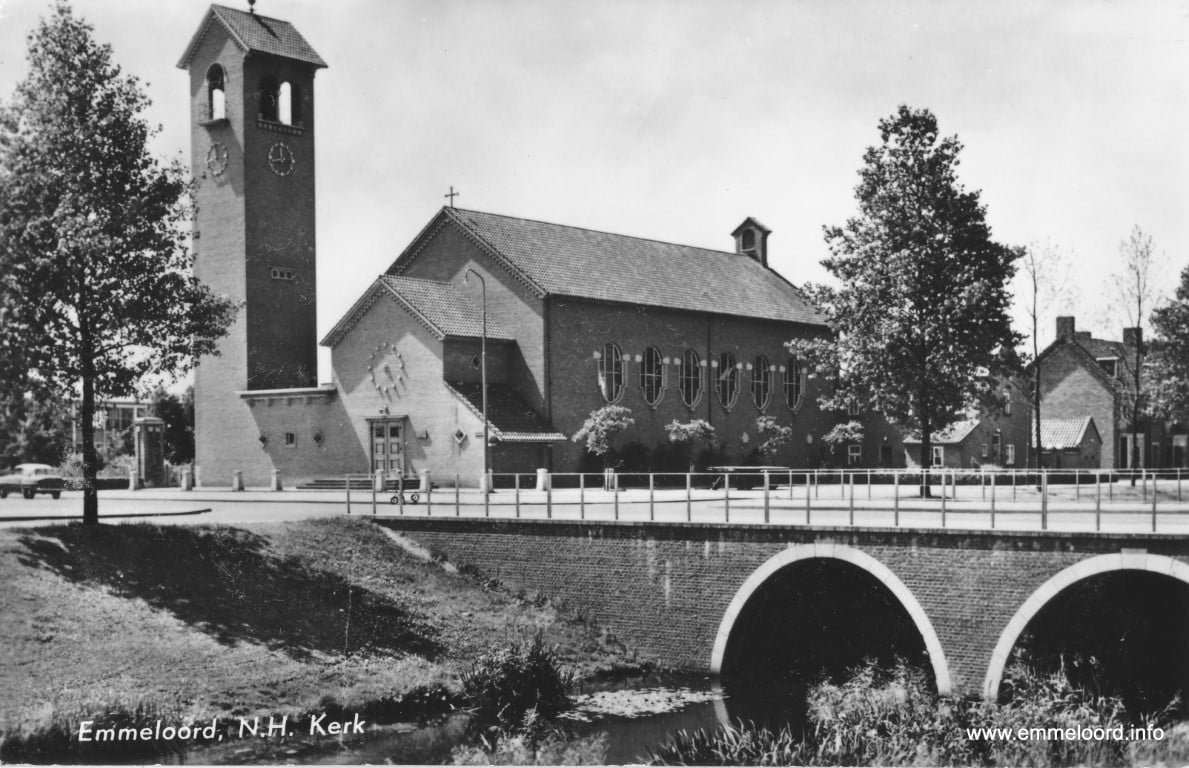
81 357 99 526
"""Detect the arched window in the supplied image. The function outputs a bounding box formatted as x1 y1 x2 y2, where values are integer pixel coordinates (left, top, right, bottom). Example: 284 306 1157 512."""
785 357 805 410
206 64 226 121
751 355 772 409
679 349 702 408
640 346 664 406
277 81 303 125
717 352 739 409
258 76 279 122
598 342 624 403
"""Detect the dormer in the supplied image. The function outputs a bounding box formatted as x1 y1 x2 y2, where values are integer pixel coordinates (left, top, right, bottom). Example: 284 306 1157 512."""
731 217 772 266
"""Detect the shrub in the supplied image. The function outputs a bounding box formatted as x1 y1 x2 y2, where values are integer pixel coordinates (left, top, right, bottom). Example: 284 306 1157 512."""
460 634 573 733
452 731 607 765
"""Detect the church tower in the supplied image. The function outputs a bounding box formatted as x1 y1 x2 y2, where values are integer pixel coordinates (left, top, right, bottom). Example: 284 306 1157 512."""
179 4 327 485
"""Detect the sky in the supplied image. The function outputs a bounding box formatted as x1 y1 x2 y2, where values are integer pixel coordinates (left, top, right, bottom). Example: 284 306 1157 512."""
0 0 1186 383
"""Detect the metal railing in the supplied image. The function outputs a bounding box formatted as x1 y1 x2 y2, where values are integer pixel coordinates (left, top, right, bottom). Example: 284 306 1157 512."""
347 467 1189 533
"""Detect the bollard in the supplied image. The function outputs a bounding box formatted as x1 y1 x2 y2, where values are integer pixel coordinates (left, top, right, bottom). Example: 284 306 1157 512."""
271 469 283 492
129 469 139 491
536 468 550 492
374 472 385 493
418 468 431 493
181 466 194 491
193 466 202 489
231 469 243 492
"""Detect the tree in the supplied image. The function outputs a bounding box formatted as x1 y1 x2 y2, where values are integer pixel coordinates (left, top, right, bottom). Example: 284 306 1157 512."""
572 405 635 470
149 386 194 465
0 4 236 524
1109 226 1163 474
1018 241 1077 469
0 381 71 468
1148 266 1189 426
797 106 1020 495
665 419 716 472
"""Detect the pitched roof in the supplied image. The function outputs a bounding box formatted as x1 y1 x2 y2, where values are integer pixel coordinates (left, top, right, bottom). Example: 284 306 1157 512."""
1035 417 1097 450
320 276 514 347
903 418 981 445
177 5 328 69
447 382 566 442
390 208 826 326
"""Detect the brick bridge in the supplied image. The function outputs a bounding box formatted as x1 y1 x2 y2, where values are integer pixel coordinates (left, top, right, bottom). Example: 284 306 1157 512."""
373 518 1189 698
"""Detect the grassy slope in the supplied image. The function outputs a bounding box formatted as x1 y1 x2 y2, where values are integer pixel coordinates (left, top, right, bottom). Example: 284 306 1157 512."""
0 517 621 735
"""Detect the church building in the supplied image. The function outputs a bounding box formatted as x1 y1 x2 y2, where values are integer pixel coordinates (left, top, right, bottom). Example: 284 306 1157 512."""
180 5 861 487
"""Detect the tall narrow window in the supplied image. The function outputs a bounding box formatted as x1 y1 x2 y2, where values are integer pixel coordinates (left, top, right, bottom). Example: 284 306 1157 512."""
680 349 702 408
278 81 293 125
784 357 805 410
640 346 664 406
206 64 226 121
258 76 279 121
751 355 772 409
717 352 739 409
598 343 624 403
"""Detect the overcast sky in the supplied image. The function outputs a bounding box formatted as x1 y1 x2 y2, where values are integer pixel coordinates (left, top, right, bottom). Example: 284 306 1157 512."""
1 0 1186 382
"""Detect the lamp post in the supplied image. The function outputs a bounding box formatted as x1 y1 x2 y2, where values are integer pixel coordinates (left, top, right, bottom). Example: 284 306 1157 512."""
463 268 489 492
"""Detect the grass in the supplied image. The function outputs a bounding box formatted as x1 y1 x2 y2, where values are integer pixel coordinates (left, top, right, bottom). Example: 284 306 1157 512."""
0 516 630 740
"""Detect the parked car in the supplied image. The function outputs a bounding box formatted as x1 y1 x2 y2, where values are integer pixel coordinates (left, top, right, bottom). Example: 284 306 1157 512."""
0 463 64 499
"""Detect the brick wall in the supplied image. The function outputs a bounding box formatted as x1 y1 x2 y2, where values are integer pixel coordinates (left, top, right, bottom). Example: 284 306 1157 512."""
377 518 1189 695
1039 345 1116 467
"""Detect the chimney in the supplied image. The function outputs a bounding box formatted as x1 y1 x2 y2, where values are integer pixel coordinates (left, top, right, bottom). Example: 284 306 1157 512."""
731 217 772 267
1056 316 1075 340
1123 327 1142 349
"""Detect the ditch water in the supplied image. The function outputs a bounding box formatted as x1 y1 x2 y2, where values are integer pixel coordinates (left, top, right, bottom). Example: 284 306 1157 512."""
176 674 807 765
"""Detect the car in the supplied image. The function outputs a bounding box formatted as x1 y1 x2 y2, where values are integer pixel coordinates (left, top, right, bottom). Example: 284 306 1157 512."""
0 463 65 500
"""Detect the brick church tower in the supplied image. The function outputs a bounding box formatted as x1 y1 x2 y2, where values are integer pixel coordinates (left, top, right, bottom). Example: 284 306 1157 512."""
178 5 327 485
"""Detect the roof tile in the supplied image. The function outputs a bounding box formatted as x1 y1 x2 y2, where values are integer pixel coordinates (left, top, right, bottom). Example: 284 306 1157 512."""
179 5 327 69
447 382 565 441
380 276 515 340
1035 417 1095 450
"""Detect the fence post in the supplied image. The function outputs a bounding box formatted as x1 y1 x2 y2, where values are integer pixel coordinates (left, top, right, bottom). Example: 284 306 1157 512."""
1041 470 1048 530
848 473 855 526
763 471 770 524
398 474 405 516
893 471 900 527
990 472 996 528
1095 472 1101 531
1152 476 1158 532
724 473 730 522
941 470 947 528
1179 468 1183 502
805 472 811 525
649 473 655 522
814 470 820 499
579 472 585 520
789 469 794 500
1142 469 1148 501
614 475 619 521
426 474 432 517
514 472 520 518
867 469 872 501
686 473 693 521
1012 469 1017 501
841 470 846 500
346 475 352 516
547 477 553 519
1075 469 1080 501
981 469 986 500
455 475 461 516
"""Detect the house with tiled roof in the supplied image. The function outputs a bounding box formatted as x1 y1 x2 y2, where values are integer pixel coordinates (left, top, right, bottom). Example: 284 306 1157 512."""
900 380 1032 469
1034 417 1102 469
1033 316 1182 469
180 4 857 486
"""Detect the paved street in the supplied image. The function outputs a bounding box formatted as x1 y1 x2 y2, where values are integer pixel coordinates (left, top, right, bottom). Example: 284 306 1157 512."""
2 482 1187 534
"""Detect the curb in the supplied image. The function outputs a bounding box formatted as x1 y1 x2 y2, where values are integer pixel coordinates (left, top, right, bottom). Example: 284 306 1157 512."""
0 508 213 524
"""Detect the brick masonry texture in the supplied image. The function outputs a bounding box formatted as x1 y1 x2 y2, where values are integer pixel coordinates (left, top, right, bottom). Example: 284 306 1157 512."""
375 518 1189 696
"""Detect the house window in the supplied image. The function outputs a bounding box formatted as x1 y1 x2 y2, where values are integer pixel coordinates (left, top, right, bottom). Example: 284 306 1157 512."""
717 352 739 409
784 357 805 410
598 342 624 403
751 355 772 410
741 228 756 255
1003 392 1012 416
640 346 664 406
981 443 988 459
206 64 226 121
879 444 894 466
848 444 862 465
991 432 1002 464
284 432 296 448
1006 444 1016 465
931 446 944 467
1097 357 1120 378
258 76 279 121
679 349 702 408
847 402 861 417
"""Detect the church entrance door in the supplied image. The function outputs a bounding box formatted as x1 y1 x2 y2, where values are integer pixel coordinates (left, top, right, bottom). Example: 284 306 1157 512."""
370 420 405 478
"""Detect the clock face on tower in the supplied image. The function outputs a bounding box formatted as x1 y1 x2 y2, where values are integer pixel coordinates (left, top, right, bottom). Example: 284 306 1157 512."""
205 141 229 177
268 142 295 176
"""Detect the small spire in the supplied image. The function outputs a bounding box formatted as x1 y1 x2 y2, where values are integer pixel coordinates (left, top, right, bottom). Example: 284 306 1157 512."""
248 0 256 14
444 185 460 208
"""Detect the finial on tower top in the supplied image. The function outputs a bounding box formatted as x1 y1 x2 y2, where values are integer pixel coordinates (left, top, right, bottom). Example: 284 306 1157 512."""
248 0 256 15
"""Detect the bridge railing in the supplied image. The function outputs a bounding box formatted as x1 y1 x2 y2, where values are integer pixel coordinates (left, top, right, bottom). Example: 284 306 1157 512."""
350 467 1188 533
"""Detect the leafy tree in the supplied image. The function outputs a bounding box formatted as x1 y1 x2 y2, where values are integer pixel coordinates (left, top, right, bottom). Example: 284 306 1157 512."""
796 106 1020 494
0 4 236 524
755 416 794 459
0 381 71 468
572 405 634 470
1148 266 1189 426
149 386 194 465
664 419 716 472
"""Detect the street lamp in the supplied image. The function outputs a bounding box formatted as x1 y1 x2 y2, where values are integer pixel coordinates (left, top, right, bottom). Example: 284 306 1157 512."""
463 268 489 492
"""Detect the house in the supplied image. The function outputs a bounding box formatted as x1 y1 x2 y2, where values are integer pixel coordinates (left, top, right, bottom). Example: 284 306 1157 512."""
1035 417 1101 469
1034 316 1178 469
180 5 850 486
902 383 1032 468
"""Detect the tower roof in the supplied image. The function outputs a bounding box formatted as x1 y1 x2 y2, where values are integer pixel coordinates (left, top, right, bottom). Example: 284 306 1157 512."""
177 4 328 70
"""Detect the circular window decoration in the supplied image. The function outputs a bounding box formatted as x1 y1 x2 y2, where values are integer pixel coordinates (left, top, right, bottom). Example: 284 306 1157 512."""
205 142 229 176
267 142 295 176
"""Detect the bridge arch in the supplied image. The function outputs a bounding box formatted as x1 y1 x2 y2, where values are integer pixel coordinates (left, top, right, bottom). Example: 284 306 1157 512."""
710 542 953 695
983 552 1189 700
